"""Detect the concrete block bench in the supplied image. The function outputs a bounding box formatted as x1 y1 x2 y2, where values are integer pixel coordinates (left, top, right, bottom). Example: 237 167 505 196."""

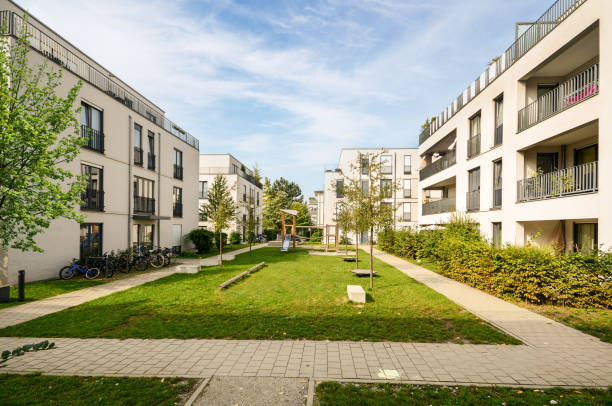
219 262 266 289
347 285 366 303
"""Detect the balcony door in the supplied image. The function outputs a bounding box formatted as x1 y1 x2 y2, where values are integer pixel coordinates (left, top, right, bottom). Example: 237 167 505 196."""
468 167 480 211
536 152 558 174
573 223 597 254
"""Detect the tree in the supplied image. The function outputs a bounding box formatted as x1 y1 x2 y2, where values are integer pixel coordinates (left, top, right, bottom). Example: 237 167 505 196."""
252 164 262 184
341 152 397 289
263 177 304 234
0 16 84 289
270 177 303 204
199 175 238 266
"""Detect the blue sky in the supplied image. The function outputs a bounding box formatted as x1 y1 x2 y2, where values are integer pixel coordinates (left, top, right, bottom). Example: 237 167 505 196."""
19 0 551 198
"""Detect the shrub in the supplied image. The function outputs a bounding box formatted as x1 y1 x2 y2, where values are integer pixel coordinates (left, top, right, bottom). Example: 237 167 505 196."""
339 235 352 245
230 231 241 245
213 231 228 248
185 229 213 254
263 229 277 241
310 230 322 243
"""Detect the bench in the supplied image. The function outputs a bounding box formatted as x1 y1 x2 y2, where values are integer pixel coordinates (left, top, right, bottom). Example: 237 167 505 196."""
347 285 366 303
218 262 266 289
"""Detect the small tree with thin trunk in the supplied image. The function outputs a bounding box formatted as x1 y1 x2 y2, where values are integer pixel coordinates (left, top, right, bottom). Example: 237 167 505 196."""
341 152 397 289
237 192 259 255
199 175 237 266
0 16 84 291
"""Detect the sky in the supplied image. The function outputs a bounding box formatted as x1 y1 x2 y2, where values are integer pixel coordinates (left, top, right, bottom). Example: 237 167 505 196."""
17 0 551 198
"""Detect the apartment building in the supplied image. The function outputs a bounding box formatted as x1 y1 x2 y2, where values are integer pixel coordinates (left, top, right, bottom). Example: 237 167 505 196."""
323 148 419 243
198 154 263 240
307 191 325 227
417 0 609 252
2 1 200 283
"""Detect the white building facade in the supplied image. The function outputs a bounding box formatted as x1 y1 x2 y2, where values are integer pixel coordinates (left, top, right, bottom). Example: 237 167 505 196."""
2 1 200 283
198 154 263 240
323 148 419 244
418 0 610 252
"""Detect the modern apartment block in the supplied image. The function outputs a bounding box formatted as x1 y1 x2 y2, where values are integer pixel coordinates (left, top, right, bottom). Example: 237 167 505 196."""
323 148 419 243
417 0 609 252
307 191 325 227
2 1 200 283
198 154 263 240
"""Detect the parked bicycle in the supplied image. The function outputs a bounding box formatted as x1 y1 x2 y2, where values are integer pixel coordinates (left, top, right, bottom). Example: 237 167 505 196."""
59 259 100 280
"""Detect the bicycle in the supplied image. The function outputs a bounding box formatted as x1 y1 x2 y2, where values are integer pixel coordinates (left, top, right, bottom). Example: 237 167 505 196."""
59 259 100 280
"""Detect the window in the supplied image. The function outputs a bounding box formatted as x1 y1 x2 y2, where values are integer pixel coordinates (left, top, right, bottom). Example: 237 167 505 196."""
133 124 143 166
133 224 154 249
381 179 392 198
81 102 104 153
493 160 502 208
81 164 103 210
80 223 102 259
381 155 392 174
361 179 369 195
232 164 239 174
173 187 182 217
199 181 208 199
467 167 480 211
403 155 412 174
381 202 392 222
403 179 411 198
361 157 369 175
257 191 260 206
494 94 503 146
336 180 344 198
173 149 183 179
172 224 182 253
573 223 597 254
403 202 411 222
133 176 154 213
468 113 481 158
147 131 155 170
146 111 157 124
492 222 502 248
335 202 344 219
243 185 247 202
536 152 558 174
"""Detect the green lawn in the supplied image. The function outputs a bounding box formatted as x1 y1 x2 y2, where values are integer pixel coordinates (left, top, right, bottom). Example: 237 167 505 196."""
0 279 106 310
315 382 612 406
0 374 196 406
179 243 252 259
409 257 612 344
0 248 518 344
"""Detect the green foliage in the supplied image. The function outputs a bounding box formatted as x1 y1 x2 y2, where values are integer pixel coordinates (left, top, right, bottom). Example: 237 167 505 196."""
199 175 237 264
0 15 85 253
263 229 277 241
291 201 312 226
185 229 213 254
310 230 322 243
213 232 228 247
378 218 612 308
262 177 303 231
230 231 241 245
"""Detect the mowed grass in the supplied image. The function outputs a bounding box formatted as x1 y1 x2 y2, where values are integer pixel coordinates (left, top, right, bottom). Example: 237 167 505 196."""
0 374 196 406
0 248 518 344
315 382 612 406
178 243 251 259
0 279 106 310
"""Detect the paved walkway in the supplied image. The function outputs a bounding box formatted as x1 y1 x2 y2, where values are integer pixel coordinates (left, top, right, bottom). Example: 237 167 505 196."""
0 245 610 388
0 245 265 329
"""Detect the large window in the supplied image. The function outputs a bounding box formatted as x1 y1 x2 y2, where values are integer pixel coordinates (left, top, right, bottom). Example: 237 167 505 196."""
403 179 411 198
467 167 480 211
81 164 103 211
492 222 502 248
403 202 411 222
361 157 369 175
361 179 369 195
172 224 182 253
336 180 344 198
133 124 143 166
173 149 183 180
494 94 503 146
133 224 154 249
381 155 392 174
403 155 412 174
80 223 102 259
243 185 247 202
173 187 182 217
493 159 502 208
574 223 597 254
468 112 481 158
81 102 104 153
147 131 155 170
133 176 154 213
381 179 392 198
199 181 208 199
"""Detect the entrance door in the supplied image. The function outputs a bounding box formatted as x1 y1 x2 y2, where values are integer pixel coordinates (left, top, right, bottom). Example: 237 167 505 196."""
172 224 182 253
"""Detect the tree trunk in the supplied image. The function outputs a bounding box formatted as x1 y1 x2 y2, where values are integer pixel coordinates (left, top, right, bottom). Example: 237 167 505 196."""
219 232 223 266
355 229 359 269
0 246 9 303
369 226 374 289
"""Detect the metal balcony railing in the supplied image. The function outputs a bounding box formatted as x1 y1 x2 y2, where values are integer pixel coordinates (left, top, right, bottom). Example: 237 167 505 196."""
416 0 586 145
173 164 183 180
422 198 456 216
420 150 456 181
173 203 183 218
81 188 104 211
147 153 156 170
134 196 155 214
517 161 598 202
134 147 143 166
0 10 199 150
466 190 480 211
467 134 481 158
518 64 599 132
80 125 104 153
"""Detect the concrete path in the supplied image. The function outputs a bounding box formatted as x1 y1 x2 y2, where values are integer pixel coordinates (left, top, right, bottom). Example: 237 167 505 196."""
0 245 265 329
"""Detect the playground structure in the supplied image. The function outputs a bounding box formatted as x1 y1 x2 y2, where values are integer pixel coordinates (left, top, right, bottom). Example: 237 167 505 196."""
279 209 339 252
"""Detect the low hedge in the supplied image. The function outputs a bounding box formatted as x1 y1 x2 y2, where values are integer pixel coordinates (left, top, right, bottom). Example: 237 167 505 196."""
378 226 611 309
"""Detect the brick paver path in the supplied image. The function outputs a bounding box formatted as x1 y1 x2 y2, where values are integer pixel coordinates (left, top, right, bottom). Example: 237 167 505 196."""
0 245 610 388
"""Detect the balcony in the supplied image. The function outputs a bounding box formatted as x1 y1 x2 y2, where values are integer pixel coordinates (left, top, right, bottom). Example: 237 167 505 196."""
134 196 155 213
518 64 599 132
173 164 183 180
467 134 481 158
173 203 183 218
147 153 156 170
81 188 104 211
134 147 143 166
466 191 480 212
517 161 598 202
420 150 456 181
422 198 456 216
81 125 104 154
